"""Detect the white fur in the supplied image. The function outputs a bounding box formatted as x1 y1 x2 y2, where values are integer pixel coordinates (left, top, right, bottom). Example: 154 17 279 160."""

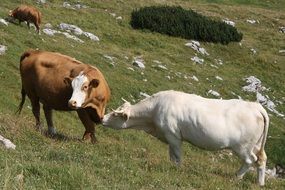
69 72 88 108
103 90 269 186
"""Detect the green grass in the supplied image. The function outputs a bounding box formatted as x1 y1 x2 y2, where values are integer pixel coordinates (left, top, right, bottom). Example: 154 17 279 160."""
1 0 285 189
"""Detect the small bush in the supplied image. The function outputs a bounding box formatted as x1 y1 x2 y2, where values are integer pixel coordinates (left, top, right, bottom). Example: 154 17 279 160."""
130 6 243 44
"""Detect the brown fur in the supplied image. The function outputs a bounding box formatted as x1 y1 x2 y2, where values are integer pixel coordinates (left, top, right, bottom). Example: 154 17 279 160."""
18 50 111 143
9 5 41 33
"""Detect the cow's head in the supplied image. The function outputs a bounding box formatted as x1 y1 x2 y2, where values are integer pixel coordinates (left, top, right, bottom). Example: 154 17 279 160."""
8 10 14 17
102 101 131 129
65 71 100 109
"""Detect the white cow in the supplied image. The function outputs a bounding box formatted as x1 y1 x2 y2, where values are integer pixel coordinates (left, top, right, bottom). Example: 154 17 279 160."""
102 90 269 186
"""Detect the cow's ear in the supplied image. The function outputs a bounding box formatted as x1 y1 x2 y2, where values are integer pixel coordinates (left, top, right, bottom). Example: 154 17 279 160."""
89 79 99 88
64 77 72 85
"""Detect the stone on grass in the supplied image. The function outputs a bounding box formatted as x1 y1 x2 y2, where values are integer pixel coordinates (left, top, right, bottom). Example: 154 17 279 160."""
0 45 7 55
0 135 16 150
0 18 9 26
133 57 145 69
208 90 220 97
191 56 204 64
223 19 235 27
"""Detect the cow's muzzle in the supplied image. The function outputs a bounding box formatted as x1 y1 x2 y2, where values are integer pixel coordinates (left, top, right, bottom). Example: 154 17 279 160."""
68 100 80 109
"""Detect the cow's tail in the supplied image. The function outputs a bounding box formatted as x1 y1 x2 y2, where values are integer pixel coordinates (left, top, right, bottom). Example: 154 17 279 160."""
16 88 26 114
256 105 269 186
17 51 32 114
258 106 269 153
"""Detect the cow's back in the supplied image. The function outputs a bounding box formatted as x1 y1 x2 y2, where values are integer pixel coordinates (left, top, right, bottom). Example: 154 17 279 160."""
20 50 84 110
12 5 41 25
151 90 265 150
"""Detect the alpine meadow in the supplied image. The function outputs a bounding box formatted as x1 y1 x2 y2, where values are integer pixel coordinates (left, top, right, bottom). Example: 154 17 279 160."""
0 0 285 189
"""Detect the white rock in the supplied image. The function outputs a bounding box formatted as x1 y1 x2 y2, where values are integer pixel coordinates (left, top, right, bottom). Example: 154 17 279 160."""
63 2 72 8
59 23 83 35
74 4 87 9
140 92 150 98
0 135 16 149
0 18 9 26
44 23 53 28
133 58 145 69
266 167 277 178
279 50 285 54
208 90 220 97
116 16 123 20
242 76 265 93
256 92 267 104
210 64 219 69
156 65 167 70
185 40 209 55
104 55 114 61
243 77 284 117
191 75 199 82
127 67 135 71
250 48 257 54
191 56 204 64
191 40 200 47
279 27 285 33
37 0 46 4
110 13 116 17
83 32 100 41
215 59 223 65
62 32 84 43
215 76 223 81
0 45 7 55
198 47 209 55
153 60 161 64
42 28 60 36
223 19 235 27
246 19 258 24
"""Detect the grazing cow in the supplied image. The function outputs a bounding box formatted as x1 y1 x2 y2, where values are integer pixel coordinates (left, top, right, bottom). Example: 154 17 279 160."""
9 5 42 34
102 90 269 186
17 50 111 143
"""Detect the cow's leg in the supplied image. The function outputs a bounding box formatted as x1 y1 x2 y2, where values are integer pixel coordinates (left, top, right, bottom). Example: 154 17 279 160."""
236 163 251 180
43 105 56 135
235 146 257 179
77 109 96 144
30 96 42 131
35 23 40 34
256 150 267 186
166 134 182 165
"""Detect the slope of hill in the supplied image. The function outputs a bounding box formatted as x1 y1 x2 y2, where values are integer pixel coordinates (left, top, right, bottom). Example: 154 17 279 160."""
0 0 285 189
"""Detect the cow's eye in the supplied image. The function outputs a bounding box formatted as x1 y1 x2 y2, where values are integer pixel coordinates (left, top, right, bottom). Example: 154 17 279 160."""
83 85 88 91
113 112 119 116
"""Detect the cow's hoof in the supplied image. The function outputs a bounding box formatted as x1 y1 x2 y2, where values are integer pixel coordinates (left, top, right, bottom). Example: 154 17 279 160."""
48 127 56 136
82 132 97 144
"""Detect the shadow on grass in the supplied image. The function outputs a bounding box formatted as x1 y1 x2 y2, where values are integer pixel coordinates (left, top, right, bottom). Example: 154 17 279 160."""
42 130 82 143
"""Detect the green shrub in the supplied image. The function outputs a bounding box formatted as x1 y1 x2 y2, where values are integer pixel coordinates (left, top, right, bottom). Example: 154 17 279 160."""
130 6 243 44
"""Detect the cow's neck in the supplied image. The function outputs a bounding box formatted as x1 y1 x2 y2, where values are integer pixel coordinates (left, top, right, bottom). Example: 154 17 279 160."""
125 100 154 131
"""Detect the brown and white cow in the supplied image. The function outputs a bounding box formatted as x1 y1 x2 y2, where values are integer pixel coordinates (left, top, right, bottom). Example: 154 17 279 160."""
9 5 42 34
17 50 111 143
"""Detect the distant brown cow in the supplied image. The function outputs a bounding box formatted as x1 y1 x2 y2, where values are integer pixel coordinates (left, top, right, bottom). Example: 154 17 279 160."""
17 50 111 143
9 5 41 34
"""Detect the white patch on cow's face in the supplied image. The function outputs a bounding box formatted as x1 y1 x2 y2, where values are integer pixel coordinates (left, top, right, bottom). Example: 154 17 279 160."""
69 72 88 108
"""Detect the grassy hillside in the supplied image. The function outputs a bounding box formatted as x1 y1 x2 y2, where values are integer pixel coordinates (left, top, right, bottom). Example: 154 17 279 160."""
0 0 285 189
